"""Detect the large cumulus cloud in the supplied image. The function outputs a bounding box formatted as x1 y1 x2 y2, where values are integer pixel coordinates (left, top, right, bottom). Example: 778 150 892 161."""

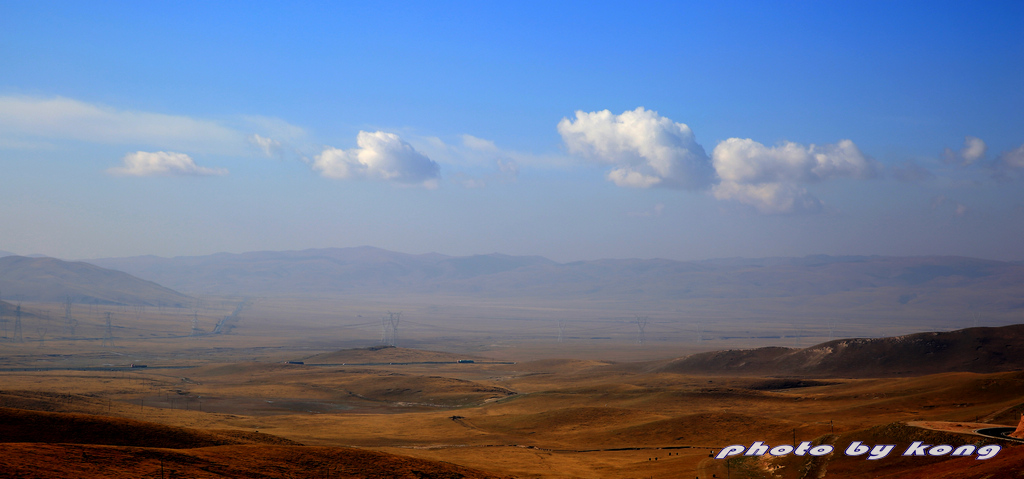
313 131 440 187
557 107 713 190
559 107 880 214
711 138 878 213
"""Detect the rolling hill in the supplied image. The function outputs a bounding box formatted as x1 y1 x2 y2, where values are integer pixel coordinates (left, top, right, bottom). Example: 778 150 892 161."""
0 255 191 306
0 408 504 478
656 324 1024 377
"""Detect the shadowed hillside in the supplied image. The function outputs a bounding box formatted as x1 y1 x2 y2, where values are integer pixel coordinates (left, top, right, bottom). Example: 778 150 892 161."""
0 256 191 306
0 408 504 478
657 324 1024 377
0 407 279 448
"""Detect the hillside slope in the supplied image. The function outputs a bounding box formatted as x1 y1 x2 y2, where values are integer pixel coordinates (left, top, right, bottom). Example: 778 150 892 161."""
0 256 190 306
657 324 1024 377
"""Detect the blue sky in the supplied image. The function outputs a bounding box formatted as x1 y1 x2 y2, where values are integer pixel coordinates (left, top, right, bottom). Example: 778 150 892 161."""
1 1 1022 261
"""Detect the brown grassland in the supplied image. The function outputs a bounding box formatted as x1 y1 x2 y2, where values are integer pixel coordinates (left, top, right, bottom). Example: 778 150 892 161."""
0 297 1022 478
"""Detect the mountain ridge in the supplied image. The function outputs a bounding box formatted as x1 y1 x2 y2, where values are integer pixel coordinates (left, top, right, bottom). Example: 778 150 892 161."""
84 249 1024 315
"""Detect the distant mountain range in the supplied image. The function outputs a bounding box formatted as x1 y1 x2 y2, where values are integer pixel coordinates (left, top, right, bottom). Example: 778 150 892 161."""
85 247 1024 311
2 246 1020 316
655 324 1024 377
0 256 191 306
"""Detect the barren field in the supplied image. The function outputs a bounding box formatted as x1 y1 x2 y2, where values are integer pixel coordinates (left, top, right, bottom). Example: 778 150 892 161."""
1 297 1022 477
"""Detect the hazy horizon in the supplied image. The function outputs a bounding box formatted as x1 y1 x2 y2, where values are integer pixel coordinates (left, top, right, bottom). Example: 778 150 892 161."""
2 244 1024 265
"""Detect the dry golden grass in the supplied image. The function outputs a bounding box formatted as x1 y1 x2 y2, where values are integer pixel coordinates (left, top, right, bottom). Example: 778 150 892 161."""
1 299 1022 477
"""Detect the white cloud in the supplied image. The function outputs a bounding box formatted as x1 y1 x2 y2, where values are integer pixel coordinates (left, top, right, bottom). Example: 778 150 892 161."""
711 138 877 214
461 134 498 151
108 151 227 177
942 135 987 166
249 134 283 158
961 136 987 164
496 158 519 180
1001 144 1024 169
557 107 713 190
0 96 247 155
312 131 440 187
991 143 1024 181
556 106 883 213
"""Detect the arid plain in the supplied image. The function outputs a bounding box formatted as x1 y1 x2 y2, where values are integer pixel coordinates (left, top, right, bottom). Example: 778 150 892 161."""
2 294 1024 478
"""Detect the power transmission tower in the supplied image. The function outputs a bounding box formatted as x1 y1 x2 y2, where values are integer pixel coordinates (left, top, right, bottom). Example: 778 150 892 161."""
36 328 47 348
557 319 567 343
13 304 24 343
380 312 401 346
64 296 78 337
389 311 401 346
101 312 114 347
634 315 648 345
190 309 201 337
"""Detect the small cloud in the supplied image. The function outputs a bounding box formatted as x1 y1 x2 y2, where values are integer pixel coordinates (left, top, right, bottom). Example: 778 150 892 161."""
954 203 968 217
312 131 440 187
999 144 1024 169
461 134 498 151
249 134 282 158
496 158 519 181
942 135 987 166
108 151 227 177
990 143 1024 181
558 107 713 190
